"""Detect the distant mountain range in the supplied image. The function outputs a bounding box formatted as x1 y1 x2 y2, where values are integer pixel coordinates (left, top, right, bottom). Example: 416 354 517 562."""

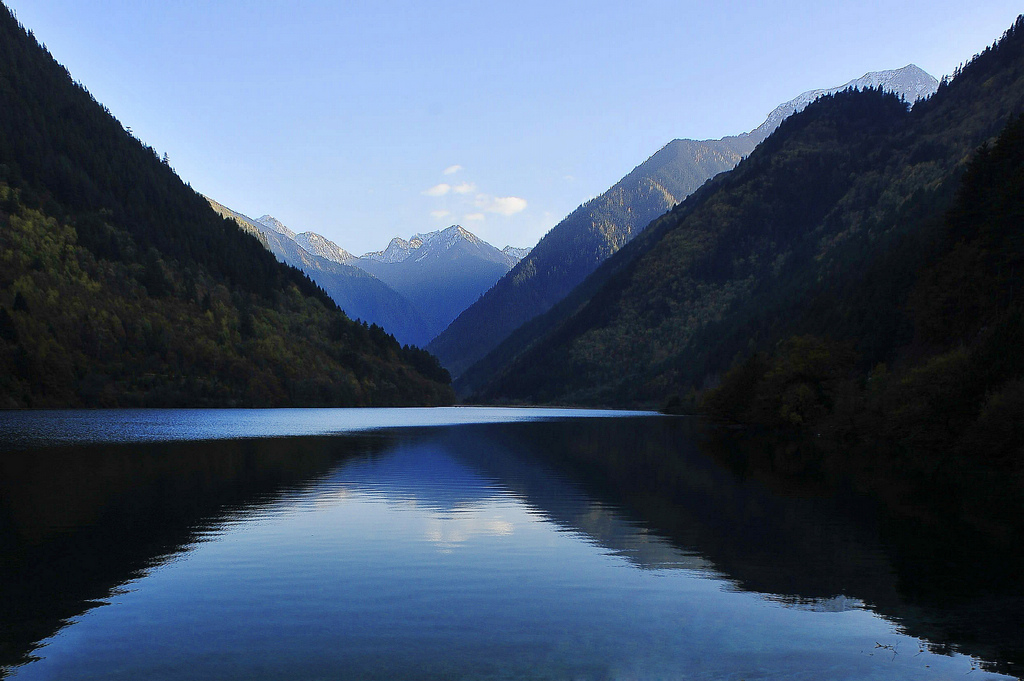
350 226 528 340
213 66 935 363
207 200 529 347
358 230 526 269
428 64 939 380
206 199 435 346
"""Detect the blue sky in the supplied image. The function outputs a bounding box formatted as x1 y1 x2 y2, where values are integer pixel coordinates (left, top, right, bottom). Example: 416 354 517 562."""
7 1 1022 254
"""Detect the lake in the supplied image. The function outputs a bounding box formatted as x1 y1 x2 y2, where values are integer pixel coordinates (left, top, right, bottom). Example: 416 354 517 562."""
0 408 1020 680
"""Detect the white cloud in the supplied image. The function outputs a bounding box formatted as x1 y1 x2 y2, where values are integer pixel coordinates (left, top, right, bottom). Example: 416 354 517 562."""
453 182 476 195
464 212 485 221
422 183 451 197
443 165 463 175
430 209 451 219
485 196 527 216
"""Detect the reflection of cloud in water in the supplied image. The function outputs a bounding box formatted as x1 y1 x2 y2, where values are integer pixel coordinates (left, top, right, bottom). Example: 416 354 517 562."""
424 514 515 553
299 442 521 554
309 443 507 514
311 486 352 509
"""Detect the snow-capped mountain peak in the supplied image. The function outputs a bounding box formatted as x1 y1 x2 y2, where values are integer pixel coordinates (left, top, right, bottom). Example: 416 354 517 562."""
408 226 466 262
363 236 416 263
502 245 531 267
349 225 533 342
751 64 939 140
361 225 487 263
255 215 295 240
294 232 354 264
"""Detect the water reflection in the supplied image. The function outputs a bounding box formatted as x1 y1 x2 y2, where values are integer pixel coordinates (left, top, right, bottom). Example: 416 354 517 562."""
459 417 1023 677
0 406 649 450
0 433 392 674
0 413 1020 680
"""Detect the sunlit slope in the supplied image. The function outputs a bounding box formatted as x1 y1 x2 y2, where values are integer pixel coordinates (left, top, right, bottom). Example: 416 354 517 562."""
427 135 759 378
471 18 1024 407
431 67 938 381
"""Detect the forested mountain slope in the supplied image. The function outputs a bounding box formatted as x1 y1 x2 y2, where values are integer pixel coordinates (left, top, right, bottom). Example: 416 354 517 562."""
429 66 938 379
471 17 1024 413
427 134 759 378
699 109 1024 469
206 199 434 348
0 5 452 407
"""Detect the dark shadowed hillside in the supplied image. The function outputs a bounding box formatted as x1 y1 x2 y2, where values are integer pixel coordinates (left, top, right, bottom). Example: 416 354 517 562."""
426 134 759 378
704 109 1024 466
429 67 938 380
469 17 1024 418
0 5 451 407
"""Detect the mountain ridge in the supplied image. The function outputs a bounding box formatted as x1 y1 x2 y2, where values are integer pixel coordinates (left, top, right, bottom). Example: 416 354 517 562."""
0 3 452 407
429 64 939 380
294 231 355 265
466 18 1024 409
206 199 435 347
748 64 938 139
351 225 530 340
209 204 527 346
358 225 527 266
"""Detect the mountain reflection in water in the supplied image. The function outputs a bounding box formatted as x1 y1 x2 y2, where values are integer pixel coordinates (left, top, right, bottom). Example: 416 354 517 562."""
0 410 1019 680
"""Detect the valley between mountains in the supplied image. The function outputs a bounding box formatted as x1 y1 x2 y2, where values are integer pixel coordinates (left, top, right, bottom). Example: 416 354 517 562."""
1 5 1023 679
2 2 1023 477
216 64 939 384
203 202 530 349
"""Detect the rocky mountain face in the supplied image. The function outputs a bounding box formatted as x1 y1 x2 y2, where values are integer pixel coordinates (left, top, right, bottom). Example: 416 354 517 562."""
209 205 525 347
361 236 424 264
501 246 531 265
207 200 434 346
255 215 295 239
352 225 529 339
427 65 938 380
294 232 355 265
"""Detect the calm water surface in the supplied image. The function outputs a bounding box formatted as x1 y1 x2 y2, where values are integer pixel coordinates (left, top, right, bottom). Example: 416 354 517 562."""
0 408 1019 680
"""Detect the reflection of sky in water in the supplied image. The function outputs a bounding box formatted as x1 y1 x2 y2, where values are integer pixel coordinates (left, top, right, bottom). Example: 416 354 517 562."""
8 435 1012 681
309 446 521 554
0 406 653 450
